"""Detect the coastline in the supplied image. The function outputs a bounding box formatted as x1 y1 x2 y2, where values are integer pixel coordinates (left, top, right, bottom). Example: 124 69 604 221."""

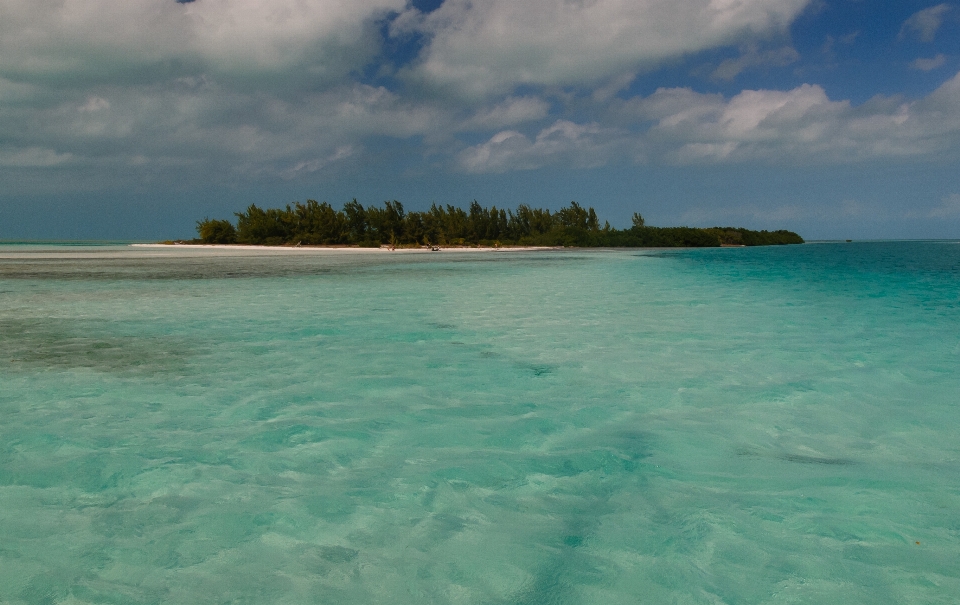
131 243 558 253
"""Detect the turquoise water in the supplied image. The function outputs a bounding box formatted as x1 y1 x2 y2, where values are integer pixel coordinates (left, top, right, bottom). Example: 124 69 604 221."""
1 242 959 604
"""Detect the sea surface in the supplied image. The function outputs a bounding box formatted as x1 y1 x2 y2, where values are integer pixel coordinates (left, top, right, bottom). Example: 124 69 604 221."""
1 242 959 604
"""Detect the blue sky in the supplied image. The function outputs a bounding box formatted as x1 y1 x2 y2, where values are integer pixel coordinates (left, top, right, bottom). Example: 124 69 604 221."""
1 0 958 240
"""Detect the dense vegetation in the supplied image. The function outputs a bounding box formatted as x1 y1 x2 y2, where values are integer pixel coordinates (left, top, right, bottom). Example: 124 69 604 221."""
195 200 803 247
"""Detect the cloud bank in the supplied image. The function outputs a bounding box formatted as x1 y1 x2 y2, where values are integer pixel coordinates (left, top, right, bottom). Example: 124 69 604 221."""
0 0 405 83
461 69 960 172
2 0 960 201
401 0 811 96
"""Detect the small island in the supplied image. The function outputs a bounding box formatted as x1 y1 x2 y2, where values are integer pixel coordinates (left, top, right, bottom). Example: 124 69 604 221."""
192 200 803 248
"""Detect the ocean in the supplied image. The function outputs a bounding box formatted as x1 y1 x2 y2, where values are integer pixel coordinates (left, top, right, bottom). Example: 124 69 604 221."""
1 242 958 604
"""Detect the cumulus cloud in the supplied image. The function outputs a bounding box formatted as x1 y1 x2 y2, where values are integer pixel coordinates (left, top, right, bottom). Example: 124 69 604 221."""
457 69 960 173
0 147 74 168
618 70 960 163
281 146 357 180
927 193 960 218
0 0 457 190
712 44 800 81
680 203 804 224
403 0 812 96
3 0 960 191
642 84 866 161
910 54 947 71
680 198 886 227
899 4 951 42
0 0 405 85
460 97 551 131
459 120 621 173
0 80 452 191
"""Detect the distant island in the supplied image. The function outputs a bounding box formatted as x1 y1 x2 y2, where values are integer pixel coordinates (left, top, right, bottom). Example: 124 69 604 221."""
191 200 803 248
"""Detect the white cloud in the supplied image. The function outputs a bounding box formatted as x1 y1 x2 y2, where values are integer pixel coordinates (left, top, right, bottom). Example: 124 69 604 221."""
928 193 960 218
910 54 947 71
458 120 620 173
405 0 812 96
460 69 960 172
79 96 110 113
613 83 848 162
899 4 951 42
0 147 74 167
0 0 470 190
680 198 884 226
281 146 357 179
712 44 800 81
680 203 803 224
0 82 453 191
3 0 960 190
0 76 37 103
461 97 551 130
7 68 960 184
838 31 860 45
0 0 405 84
620 70 960 163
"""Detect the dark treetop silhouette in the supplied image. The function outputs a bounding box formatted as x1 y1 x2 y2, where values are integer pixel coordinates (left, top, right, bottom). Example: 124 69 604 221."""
195 200 803 248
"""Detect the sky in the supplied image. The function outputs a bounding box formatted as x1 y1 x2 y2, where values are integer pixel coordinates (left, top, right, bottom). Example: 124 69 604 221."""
0 0 958 240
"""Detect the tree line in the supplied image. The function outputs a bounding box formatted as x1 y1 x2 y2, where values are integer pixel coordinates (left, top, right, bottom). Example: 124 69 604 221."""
195 200 803 247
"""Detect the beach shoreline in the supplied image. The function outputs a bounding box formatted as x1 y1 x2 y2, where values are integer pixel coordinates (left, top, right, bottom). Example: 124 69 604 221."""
131 243 558 253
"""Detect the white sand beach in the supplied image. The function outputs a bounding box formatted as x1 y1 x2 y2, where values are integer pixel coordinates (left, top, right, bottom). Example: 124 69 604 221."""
131 243 557 253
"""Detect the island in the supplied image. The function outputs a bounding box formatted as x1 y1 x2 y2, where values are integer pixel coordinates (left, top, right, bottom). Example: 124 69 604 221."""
192 200 803 248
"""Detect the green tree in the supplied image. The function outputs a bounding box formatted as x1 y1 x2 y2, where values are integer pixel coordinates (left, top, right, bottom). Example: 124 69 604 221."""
343 199 367 244
196 218 237 244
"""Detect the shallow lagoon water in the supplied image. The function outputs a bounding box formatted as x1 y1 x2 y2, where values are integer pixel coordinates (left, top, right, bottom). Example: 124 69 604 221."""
1 242 959 604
